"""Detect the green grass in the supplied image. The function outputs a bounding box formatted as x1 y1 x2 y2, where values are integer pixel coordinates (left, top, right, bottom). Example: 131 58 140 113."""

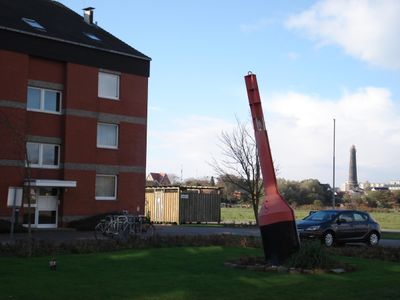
381 232 400 240
369 212 400 230
0 247 399 300
221 207 400 230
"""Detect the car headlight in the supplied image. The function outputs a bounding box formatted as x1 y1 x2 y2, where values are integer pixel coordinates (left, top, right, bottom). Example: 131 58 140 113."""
306 225 320 231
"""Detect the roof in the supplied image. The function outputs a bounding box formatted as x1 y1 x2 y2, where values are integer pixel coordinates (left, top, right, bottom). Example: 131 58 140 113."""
0 0 150 76
147 173 171 186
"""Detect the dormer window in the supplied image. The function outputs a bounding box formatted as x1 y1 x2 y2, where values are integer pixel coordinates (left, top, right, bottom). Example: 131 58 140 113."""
22 17 45 31
84 32 101 41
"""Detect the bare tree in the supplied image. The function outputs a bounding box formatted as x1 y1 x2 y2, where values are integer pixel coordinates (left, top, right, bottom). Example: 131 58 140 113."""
0 110 34 251
211 119 263 225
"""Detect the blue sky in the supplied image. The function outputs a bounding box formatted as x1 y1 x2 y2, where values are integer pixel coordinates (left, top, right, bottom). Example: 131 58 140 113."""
59 0 400 188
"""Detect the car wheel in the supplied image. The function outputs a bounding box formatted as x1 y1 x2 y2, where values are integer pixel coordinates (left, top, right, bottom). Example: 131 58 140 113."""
322 232 335 247
367 232 380 246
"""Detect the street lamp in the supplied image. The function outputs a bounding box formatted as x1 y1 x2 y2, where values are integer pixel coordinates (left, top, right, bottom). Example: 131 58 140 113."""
332 118 336 208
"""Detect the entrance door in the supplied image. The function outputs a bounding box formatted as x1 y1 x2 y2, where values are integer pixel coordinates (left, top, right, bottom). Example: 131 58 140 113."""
23 195 58 229
36 196 58 228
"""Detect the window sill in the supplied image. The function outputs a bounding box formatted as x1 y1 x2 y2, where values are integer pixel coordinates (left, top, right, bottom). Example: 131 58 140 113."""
27 108 62 115
97 145 119 150
95 197 117 201
26 165 60 169
98 96 120 101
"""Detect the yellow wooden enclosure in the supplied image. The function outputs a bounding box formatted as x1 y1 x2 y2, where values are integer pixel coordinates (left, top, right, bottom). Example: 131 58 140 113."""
145 186 221 224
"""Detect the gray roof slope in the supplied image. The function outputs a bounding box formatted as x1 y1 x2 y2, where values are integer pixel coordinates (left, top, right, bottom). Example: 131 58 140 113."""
0 0 150 61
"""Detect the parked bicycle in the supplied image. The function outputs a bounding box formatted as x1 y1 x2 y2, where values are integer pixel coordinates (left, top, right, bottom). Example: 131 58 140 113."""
94 214 155 240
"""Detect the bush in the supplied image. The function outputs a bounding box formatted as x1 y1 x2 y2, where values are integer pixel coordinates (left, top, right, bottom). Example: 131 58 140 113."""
329 245 400 262
0 219 27 233
0 235 262 257
285 241 336 269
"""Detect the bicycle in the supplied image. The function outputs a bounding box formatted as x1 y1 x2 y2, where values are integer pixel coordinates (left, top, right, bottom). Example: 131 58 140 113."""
94 215 129 240
94 214 155 240
133 215 155 238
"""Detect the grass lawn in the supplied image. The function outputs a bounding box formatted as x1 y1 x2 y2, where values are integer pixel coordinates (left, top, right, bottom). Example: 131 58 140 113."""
221 207 400 230
0 247 399 300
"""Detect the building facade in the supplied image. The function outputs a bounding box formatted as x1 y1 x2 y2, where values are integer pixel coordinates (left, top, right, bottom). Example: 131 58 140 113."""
0 0 150 228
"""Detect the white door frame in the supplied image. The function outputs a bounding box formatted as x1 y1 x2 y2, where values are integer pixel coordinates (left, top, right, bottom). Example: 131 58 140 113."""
23 195 58 229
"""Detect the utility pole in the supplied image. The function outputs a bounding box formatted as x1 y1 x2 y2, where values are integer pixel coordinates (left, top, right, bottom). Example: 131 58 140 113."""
332 118 336 208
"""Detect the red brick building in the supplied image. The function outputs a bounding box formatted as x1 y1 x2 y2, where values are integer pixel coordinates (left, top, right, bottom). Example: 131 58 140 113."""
0 0 150 228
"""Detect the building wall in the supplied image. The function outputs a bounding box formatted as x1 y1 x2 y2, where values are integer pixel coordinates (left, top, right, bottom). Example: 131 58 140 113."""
0 49 147 224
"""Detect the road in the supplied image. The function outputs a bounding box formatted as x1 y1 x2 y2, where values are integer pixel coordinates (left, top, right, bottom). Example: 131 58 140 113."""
1 225 399 248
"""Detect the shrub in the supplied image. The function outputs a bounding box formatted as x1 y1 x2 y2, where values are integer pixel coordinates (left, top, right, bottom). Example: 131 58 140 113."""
0 235 262 257
285 241 336 269
0 219 27 233
329 245 400 262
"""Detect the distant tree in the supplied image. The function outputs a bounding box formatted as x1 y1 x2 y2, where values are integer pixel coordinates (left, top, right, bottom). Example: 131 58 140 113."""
184 177 210 186
211 120 263 225
299 179 332 206
278 178 332 207
277 178 303 205
362 181 372 191
365 190 394 209
343 192 364 208
217 175 241 204
393 190 400 205
209 176 216 186
167 173 181 185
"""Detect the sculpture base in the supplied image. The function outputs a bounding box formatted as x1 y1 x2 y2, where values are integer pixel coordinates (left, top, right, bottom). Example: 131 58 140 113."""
259 221 300 265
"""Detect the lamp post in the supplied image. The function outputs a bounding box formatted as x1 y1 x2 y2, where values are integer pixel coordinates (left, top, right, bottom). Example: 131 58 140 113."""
332 118 336 209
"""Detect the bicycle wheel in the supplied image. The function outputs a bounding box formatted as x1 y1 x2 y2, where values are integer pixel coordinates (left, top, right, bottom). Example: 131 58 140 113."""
94 222 105 240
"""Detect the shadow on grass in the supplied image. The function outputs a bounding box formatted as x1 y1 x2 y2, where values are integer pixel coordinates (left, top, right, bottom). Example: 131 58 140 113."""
0 247 399 300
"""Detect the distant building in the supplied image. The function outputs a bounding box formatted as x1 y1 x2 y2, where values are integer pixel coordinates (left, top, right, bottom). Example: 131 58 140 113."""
0 0 150 228
146 173 171 186
360 181 400 191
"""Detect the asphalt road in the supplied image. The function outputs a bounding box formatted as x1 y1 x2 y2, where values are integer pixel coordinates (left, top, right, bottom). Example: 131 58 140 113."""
1 225 399 248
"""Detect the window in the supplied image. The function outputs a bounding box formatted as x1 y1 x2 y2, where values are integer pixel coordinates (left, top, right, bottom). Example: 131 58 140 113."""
98 72 119 100
26 143 60 168
83 32 101 41
97 123 118 149
338 212 353 223
27 87 61 114
22 18 46 31
95 175 117 200
354 213 368 222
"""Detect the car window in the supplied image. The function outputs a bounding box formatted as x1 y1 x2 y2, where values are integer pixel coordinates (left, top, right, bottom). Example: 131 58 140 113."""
353 212 368 222
338 212 353 223
305 211 336 221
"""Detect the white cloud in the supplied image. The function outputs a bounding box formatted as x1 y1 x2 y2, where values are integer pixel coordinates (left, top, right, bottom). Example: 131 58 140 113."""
265 87 400 185
147 116 235 178
147 87 400 187
285 0 400 70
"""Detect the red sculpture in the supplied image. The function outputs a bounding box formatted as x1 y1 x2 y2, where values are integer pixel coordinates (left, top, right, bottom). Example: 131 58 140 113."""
245 73 300 265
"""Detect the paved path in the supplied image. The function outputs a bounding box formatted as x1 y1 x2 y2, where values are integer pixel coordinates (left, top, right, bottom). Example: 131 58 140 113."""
1 225 399 248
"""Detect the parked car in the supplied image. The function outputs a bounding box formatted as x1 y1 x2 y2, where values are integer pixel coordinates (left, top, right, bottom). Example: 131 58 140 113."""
296 209 381 247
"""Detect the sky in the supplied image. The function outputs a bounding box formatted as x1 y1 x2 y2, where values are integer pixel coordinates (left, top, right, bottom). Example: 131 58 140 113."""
59 0 400 188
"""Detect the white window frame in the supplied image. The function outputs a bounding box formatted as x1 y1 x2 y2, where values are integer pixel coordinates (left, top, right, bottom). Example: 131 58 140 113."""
27 86 62 114
97 123 119 149
98 72 120 100
26 142 60 169
95 175 117 200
